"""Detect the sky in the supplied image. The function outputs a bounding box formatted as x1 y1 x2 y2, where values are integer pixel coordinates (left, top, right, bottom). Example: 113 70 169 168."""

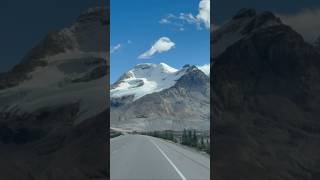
3 0 319 77
0 0 105 73
213 0 320 23
212 0 320 42
110 0 210 83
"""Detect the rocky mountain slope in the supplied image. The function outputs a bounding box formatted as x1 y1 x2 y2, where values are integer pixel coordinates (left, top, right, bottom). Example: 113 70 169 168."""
111 63 186 101
212 8 320 180
111 63 210 131
0 6 109 180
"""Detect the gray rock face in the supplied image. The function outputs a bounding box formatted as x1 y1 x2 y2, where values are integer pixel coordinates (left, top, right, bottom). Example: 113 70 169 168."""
212 9 320 180
212 8 283 59
22 7 108 61
0 7 109 180
0 59 48 90
0 7 108 91
314 35 320 50
111 66 210 131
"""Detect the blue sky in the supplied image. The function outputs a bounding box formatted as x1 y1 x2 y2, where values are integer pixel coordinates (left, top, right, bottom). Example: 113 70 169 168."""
3 0 320 78
110 0 210 83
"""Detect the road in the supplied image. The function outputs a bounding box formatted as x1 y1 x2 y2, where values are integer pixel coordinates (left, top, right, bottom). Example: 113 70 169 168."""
111 134 210 180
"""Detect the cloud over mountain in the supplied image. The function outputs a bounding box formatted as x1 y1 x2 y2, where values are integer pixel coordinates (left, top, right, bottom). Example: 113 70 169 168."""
138 37 175 59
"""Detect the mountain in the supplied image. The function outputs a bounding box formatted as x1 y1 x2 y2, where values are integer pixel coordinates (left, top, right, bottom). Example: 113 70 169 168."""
0 7 108 90
212 8 282 58
314 35 320 50
0 7 108 180
111 63 185 101
111 63 210 131
212 8 320 180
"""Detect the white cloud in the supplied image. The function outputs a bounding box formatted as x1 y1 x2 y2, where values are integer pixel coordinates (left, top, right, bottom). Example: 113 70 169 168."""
110 40 132 54
197 64 210 76
159 0 210 30
196 0 210 29
110 44 122 54
179 13 198 24
159 18 171 24
178 27 185 31
138 37 175 59
279 8 320 43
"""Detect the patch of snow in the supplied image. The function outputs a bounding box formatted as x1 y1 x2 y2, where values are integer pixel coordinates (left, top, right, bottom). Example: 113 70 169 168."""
0 51 108 124
111 63 186 101
197 64 210 76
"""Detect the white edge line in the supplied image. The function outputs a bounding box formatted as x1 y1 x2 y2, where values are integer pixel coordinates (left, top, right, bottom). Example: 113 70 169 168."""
149 138 187 180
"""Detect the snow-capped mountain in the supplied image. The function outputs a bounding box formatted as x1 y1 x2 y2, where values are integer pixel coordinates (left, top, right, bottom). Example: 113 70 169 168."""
0 7 108 180
0 7 108 124
212 9 320 180
0 52 107 123
111 63 209 101
21 7 108 62
111 63 210 131
212 8 282 58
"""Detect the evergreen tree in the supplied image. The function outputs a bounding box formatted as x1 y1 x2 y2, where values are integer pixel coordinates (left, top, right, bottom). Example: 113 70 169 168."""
192 130 198 147
170 131 174 141
200 136 204 149
153 131 158 138
166 131 169 140
173 136 177 143
182 129 187 145
188 130 192 146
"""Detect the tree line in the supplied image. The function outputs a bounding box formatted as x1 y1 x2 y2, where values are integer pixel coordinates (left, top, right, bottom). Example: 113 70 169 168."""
137 129 210 154
181 129 210 153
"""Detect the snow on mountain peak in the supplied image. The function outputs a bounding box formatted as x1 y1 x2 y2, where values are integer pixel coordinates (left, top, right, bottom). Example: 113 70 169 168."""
159 62 178 73
133 62 178 73
197 64 210 76
111 63 205 101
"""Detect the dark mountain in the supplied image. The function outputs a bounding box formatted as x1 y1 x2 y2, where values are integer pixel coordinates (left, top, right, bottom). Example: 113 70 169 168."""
0 7 109 180
212 9 320 180
0 6 108 90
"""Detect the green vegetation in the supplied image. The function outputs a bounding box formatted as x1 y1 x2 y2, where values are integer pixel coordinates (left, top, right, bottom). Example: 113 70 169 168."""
137 129 210 154
139 130 175 141
110 130 122 138
181 129 209 153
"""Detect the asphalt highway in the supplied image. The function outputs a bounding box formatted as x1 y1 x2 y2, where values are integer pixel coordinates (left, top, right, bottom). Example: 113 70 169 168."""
111 134 210 180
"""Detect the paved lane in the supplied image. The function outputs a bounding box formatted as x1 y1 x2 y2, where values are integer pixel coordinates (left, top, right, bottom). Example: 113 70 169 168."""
111 134 210 180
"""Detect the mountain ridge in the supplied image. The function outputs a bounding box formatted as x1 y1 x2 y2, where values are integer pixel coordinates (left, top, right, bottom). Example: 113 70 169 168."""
213 8 285 58
111 62 210 101
111 62 210 131
212 8 320 180
0 6 109 180
0 7 108 90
